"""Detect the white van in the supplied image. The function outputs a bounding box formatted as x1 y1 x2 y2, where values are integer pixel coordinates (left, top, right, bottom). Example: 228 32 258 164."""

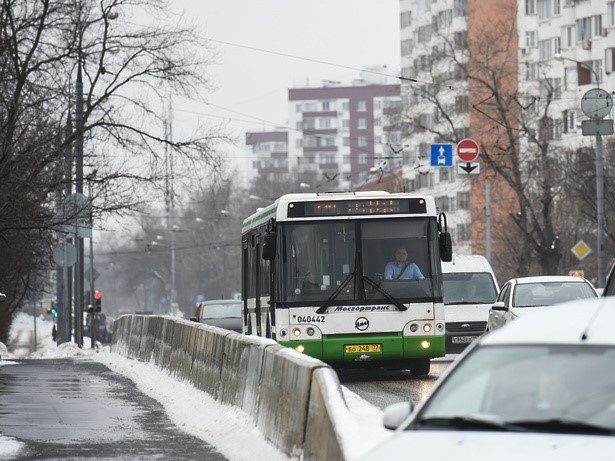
441 254 499 353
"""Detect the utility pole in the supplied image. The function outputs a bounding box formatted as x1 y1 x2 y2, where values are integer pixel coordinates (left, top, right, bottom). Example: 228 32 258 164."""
164 97 177 313
74 39 85 346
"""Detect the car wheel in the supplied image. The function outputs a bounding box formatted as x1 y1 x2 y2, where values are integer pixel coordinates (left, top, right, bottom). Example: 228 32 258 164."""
409 359 431 377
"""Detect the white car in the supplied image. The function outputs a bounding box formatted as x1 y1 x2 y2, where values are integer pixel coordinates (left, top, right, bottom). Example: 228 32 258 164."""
487 275 597 332
361 297 615 460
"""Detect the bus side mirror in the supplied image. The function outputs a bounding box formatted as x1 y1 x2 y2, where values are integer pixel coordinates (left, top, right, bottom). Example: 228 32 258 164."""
440 232 452 262
262 233 277 260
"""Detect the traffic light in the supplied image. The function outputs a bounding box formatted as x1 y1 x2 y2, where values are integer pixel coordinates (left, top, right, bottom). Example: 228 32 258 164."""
47 301 58 318
94 290 102 312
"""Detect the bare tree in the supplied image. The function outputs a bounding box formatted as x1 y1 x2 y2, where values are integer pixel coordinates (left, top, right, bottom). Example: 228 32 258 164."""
0 0 227 338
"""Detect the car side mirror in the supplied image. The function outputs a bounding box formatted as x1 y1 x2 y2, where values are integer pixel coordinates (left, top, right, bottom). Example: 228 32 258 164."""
0 292 5 302
382 401 414 430
189 317 200 323
491 301 507 312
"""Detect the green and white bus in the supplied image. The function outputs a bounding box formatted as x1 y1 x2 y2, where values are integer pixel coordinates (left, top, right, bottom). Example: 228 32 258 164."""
241 191 452 375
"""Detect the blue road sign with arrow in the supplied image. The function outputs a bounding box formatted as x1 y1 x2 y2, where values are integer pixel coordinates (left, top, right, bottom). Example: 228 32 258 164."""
430 144 453 167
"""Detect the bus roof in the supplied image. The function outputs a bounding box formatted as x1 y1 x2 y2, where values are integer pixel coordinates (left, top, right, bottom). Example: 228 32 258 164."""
242 191 438 233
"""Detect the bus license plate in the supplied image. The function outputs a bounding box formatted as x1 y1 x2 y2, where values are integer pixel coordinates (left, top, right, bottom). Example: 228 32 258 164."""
451 336 475 344
345 344 381 353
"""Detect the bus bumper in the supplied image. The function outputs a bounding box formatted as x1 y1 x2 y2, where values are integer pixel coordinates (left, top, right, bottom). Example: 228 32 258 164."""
278 333 445 363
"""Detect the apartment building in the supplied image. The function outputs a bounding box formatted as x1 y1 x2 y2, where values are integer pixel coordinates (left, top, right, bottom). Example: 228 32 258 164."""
399 0 615 277
246 69 403 191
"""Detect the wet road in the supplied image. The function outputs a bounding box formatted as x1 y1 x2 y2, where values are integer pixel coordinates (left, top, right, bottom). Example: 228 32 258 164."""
0 358 226 460
338 356 457 409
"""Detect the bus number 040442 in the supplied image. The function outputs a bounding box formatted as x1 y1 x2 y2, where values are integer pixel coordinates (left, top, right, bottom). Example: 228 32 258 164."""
296 315 325 323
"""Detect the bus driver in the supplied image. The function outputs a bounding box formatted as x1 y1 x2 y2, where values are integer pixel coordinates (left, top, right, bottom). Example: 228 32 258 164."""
384 246 424 280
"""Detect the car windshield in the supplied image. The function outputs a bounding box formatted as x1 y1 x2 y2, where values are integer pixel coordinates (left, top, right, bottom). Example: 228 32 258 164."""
443 273 498 305
513 281 597 307
201 303 241 319
414 344 615 433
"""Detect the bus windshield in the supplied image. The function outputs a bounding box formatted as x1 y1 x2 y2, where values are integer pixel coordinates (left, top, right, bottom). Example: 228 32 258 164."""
280 218 442 307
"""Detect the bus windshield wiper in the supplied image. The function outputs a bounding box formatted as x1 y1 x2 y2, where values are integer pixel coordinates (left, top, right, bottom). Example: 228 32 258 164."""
363 276 407 311
317 271 355 314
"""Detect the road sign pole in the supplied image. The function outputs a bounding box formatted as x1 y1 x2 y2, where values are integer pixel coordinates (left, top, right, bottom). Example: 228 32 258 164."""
596 133 605 287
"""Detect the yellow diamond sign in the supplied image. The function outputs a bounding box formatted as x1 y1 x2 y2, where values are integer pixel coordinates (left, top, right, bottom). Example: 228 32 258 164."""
571 240 592 261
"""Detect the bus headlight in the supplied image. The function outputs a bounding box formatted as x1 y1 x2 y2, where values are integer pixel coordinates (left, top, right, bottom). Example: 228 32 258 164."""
423 323 432 333
409 323 418 332
421 340 431 349
306 327 315 336
295 345 305 353
293 328 301 337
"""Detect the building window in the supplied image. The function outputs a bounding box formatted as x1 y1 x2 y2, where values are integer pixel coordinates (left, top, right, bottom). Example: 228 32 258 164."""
320 117 333 129
538 38 559 60
436 196 451 212
357 100 367 112
526 31 538 48
577 17 592 42
400 11 413 28
454 31 468 49
537 0 552 20
357 136 368 147
342 102 349 111
609 2 615 28
593 15 603 38
457 191 470 210
562 110 575 133
561 25 575 49
455 95 469 113
322 101 331 110
525 0 536 15
358 153 368 164
453 0 467 17
357 118 367 129
456 223 471 242
526 62 538 80
606 48 615 74
303 118 316 129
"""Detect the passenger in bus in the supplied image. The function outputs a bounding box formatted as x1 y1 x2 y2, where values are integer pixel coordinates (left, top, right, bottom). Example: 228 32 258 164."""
383 246 424 280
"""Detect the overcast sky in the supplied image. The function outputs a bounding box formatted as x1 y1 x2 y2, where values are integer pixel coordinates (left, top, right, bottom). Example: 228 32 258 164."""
169 0 401 178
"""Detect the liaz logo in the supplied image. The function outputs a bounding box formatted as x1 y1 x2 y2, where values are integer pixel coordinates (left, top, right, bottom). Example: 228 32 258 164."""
355 317 369 331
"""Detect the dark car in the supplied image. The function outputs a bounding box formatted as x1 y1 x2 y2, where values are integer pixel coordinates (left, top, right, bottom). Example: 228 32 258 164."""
603 261 615 297
190 299 242 333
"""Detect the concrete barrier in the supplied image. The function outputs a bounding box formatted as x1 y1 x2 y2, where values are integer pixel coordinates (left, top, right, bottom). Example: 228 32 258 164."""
111 315 354 460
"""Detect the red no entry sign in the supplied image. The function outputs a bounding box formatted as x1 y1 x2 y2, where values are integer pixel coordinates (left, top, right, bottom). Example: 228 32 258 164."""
457 138 479 162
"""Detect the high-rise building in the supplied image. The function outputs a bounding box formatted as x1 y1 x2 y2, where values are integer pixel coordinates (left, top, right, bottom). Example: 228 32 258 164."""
246 70 403 191
398 0 615 279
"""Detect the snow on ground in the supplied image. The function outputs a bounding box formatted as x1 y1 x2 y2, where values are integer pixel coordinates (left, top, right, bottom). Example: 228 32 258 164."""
2 313 388 461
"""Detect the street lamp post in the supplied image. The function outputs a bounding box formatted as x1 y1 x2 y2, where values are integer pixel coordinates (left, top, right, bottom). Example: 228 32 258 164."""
554 54 610 287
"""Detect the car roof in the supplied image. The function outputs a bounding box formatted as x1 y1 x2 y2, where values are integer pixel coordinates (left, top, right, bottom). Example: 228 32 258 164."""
509 275 592 284
481 296 615 346
200 299 241 305
441 254 494 274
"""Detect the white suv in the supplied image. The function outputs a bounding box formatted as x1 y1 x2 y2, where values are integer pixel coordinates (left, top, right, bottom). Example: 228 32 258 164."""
441 254 499 352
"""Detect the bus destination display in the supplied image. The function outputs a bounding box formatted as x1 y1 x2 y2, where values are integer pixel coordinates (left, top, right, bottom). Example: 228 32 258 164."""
287 198 427 217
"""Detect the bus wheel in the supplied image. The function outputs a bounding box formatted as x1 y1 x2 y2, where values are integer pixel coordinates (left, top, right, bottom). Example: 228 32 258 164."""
409 359 430 377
